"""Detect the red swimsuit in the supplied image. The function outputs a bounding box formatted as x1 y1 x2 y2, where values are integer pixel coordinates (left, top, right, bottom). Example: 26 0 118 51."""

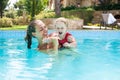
58 32 71 47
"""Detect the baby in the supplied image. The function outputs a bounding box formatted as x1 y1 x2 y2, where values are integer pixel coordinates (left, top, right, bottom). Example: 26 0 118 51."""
53 17 77 48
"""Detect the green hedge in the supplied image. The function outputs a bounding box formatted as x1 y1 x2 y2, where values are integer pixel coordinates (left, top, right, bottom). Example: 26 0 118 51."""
94 4 120 10
35 10 94 25
61 3 120 11
62 10 94 24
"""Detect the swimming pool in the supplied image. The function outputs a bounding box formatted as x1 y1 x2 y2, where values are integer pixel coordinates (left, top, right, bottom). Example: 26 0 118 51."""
0 30 120 80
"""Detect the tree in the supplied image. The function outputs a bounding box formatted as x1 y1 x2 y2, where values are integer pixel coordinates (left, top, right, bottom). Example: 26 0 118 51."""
0 0 9 18
14 0 25 16
55 0 61 17
31 0 35 20
15 0 48 20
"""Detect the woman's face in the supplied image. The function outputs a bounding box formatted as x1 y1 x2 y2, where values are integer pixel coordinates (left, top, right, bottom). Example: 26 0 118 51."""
34 21 48 38
55 21 67 36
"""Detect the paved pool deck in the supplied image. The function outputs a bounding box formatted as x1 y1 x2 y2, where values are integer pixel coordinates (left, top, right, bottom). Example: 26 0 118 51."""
83 25 113 30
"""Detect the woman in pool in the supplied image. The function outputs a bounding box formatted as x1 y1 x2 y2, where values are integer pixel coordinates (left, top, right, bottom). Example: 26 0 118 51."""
52 17 77 49
24 20 58 54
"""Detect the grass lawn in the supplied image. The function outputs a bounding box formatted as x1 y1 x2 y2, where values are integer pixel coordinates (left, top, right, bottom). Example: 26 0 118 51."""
0 25 27 30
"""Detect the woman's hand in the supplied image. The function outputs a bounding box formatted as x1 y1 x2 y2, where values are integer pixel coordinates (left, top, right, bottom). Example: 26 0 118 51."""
42 38 50 44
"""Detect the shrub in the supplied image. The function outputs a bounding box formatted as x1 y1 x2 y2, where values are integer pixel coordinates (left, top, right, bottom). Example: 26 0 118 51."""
4 9 17 19
35 8 94 24
12 18 19 25
61 5 77 11
12 15 31 25
0 17 13 27
35 11 55 19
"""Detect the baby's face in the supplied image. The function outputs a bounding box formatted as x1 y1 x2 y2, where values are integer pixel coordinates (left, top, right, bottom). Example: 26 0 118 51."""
55 22 67 36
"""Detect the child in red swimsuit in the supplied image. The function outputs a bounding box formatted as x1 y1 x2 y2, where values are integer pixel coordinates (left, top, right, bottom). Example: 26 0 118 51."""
54 17 77 48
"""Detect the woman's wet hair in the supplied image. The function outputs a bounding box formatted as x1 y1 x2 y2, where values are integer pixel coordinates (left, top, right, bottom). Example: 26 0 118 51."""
26 26 35 49
25 20 36 49
25 20 46 49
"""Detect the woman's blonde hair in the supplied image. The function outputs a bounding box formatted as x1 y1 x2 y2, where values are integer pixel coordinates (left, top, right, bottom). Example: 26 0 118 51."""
54 17 68 27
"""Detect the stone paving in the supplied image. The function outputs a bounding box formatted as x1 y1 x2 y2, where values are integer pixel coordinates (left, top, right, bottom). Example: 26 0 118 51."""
83 25 113 30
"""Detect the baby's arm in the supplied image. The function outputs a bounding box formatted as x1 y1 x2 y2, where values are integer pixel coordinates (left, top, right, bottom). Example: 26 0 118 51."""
63 35 77 48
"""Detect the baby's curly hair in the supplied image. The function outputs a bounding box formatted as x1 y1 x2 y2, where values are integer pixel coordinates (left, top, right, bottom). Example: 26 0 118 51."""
54 17 68 27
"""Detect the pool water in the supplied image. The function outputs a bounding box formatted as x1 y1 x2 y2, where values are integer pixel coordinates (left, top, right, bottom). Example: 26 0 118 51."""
0 30 120 80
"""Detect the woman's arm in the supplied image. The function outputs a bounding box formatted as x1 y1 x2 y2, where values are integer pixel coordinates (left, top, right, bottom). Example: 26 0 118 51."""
42 36 59 54
50 37 59 54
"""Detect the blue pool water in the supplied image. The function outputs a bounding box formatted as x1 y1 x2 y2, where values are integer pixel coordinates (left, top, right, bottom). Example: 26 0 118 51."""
0 30 120 80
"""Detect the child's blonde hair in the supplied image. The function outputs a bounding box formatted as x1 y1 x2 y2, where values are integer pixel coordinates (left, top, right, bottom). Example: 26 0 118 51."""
54 17 68 27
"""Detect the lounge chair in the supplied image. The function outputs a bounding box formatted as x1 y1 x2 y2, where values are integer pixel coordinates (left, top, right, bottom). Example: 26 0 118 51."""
114 15 120 29
100 13 117 30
